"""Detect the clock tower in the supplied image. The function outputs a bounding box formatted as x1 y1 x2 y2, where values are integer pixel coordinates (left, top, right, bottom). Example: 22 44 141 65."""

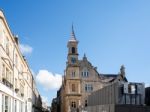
64 25 81 112
67 25 79 66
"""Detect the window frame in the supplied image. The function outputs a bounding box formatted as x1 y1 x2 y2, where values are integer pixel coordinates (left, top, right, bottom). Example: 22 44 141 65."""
85 84 93 92
82 68 89 77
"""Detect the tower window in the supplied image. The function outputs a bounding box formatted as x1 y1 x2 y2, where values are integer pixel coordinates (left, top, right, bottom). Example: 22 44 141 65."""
72 47 75 54
85 100 88 107
71 71 75 77
71 57 76 64
71 101 76 108
72 84 75 92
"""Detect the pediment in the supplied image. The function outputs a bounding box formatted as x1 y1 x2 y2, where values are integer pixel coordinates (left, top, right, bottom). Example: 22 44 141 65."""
1 57 13 70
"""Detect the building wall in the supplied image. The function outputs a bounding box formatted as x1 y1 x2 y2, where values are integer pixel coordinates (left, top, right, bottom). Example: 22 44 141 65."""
32 80 42 112
87 104 150 112
145 87 150 106
88 82 145 106
0 10 41 112
62 60 103 112
115 105 150 112
87 82 145 112
79 61 103 108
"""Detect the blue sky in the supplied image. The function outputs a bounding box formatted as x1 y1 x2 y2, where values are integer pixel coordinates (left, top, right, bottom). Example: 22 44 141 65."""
1 0 150 105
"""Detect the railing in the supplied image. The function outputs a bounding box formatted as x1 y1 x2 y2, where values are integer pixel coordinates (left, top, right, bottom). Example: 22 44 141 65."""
2 78 13 89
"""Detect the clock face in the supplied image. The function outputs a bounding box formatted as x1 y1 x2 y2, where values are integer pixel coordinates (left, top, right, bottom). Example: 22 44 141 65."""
71 57 76 64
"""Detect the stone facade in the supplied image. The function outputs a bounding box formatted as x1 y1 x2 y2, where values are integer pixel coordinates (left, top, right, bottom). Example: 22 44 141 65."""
60 26 127 112
0 10 42 112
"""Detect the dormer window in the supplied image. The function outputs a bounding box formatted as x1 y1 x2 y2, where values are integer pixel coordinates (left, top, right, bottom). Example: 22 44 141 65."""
82 69 89 77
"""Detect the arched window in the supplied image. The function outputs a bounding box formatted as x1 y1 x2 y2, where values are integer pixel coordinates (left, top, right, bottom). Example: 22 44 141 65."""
72 47 75 54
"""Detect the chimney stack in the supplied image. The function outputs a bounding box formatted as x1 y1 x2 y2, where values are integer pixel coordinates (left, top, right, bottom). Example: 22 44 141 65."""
14 35 19 45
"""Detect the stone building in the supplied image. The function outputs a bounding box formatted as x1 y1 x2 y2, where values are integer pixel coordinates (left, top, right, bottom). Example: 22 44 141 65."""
32 79 43 112
51 98 58 112
0 10 41 112
60 26 127 112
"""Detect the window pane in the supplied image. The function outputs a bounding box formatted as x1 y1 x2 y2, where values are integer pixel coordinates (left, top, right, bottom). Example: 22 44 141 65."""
9 98 11 112
84 72 86 77
82 69 89 77
87 72 89 77
5 96 8 112
15 100 17 112
2 94 4 112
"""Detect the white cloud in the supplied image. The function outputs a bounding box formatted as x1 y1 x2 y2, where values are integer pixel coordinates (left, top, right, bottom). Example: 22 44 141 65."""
36 70 62 90
19 44 33 54
145 83 150 87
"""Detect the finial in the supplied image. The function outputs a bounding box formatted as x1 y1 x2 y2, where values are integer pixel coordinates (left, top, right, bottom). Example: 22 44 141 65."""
72 22 74 33
120 65 125 76
83 53 87 60
71 23 75 37
121 65 125 70
84 53 86 57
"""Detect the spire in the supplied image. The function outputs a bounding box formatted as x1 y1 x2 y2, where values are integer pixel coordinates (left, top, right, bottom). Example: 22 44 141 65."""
120 65 125 76
69 24 77 42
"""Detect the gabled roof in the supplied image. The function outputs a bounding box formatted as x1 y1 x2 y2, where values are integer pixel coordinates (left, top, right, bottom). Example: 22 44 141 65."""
101 74 118 78
100 74 118 82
